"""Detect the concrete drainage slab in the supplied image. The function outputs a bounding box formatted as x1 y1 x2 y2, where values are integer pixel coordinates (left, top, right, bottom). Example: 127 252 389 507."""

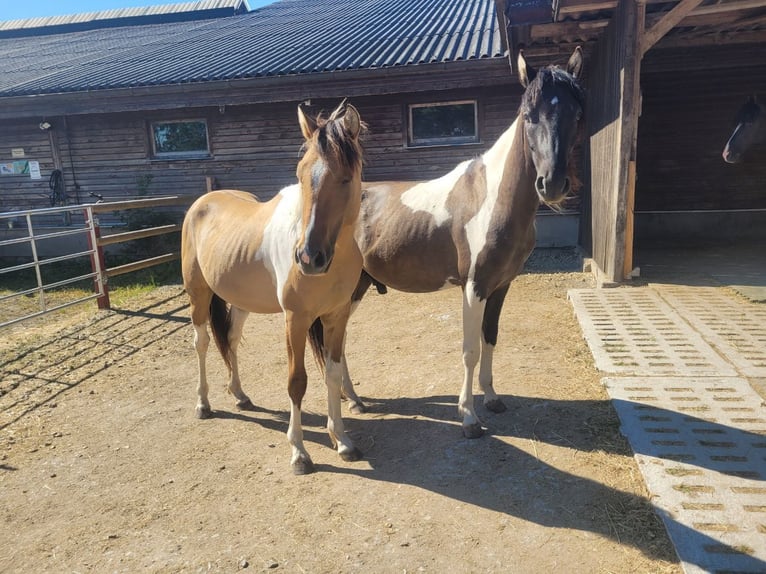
569 285 766 573
652 285 766 378
605 376 766 574
568 289 736 376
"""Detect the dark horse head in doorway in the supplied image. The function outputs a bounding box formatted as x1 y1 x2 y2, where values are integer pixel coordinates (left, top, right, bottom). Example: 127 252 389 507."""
722 96 764 164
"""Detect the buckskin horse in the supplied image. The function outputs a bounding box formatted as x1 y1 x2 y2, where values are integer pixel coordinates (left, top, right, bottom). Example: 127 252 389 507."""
334 47 586 438
723 95 764 163
182 101 365 474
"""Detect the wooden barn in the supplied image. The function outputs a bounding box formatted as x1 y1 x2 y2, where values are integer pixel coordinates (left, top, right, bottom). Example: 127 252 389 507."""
497 0 766 282
2 0 581 246
1 0 765 279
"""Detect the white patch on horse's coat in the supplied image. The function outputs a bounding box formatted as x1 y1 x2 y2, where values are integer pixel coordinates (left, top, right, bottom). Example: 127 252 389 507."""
400 160 470 226
551 96 559 106
262 184 302 306
463 118 519 282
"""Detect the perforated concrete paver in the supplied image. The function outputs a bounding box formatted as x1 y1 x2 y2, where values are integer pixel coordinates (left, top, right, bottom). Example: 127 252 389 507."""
568 288 736 376
653 285 766 378
606 376 766 573
569 285 766 573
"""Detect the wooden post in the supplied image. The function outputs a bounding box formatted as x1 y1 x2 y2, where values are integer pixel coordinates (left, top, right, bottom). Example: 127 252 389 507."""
84 208 111 310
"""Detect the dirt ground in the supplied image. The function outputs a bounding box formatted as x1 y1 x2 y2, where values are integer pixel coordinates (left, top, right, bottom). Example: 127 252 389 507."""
0 256 682 573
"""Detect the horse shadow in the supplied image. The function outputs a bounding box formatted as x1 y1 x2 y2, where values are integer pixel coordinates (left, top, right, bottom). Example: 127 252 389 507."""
218 392 766 572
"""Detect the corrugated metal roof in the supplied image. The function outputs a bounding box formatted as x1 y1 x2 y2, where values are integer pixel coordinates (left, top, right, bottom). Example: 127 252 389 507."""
0 0 503 98
0 1 247 32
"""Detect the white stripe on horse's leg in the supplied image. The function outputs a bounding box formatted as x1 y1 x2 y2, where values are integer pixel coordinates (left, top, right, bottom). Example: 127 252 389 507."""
326 358 362 461
193 323 212 418
287 400 312 473
478 338 499 401
227 307 253 410
459 284 486 438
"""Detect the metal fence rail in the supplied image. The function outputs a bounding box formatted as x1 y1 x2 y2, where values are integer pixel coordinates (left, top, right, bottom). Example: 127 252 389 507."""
0 196 194 329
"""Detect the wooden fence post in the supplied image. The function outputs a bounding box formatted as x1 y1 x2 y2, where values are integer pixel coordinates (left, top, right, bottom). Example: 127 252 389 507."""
84 207 111 310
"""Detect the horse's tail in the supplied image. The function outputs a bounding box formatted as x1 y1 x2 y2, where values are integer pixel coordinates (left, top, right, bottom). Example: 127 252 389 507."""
307 318 326 375
209 293 233 371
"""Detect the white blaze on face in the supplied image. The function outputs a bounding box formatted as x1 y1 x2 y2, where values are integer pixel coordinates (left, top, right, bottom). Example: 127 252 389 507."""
399 160 471 226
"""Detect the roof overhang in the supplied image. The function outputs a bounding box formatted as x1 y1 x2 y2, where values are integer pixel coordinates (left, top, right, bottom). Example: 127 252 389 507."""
497 0 766 64
0 58 514 120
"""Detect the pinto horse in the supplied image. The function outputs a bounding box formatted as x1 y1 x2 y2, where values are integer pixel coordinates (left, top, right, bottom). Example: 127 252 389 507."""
336 47 585 438
723 95 764 163
182 101 365 475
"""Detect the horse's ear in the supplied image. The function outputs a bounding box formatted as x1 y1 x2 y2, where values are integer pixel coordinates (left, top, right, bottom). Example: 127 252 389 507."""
567 46 584 80
298 103 317 140
517 50 536 88
342 104 362 139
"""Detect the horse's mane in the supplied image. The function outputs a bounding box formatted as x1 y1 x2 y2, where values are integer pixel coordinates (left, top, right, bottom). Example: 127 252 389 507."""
311 111 366 174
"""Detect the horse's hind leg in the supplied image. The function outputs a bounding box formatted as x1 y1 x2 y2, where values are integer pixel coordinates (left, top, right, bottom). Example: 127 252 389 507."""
338 271 373 413
479 284 510 414
188 289 214 419
227 306 255 411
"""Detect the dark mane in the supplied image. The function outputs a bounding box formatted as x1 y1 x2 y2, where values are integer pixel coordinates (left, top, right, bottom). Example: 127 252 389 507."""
313 112 366 173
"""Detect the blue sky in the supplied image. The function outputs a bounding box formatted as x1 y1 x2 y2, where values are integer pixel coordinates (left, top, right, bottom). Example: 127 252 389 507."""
1 0 276 21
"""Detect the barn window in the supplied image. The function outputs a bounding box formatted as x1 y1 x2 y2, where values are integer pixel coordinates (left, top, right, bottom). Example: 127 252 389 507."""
150 120 210 158
407 101 478 147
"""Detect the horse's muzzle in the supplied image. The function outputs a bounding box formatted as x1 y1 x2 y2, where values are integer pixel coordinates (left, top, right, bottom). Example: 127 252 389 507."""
295 246 333 275
535 175 570 205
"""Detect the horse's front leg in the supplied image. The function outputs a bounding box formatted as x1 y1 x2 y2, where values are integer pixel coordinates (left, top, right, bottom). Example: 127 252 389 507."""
322 310 363 461
284 312 314 475
227 306 255 411
459 282 487 438
479 285 510 414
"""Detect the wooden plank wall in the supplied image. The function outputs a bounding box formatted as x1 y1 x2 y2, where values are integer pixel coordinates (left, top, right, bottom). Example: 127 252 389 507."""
583 6 623 282
0 119 56 211
0 79 595 223
0 83 541 210
583 0 641 283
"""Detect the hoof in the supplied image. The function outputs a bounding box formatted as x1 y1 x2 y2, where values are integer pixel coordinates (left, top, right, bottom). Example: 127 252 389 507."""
348 401 368 415
195 406 213 419
485 398 507 413
340 447 363 462
292 458 315 475
236 398 256 411
462 423 484 439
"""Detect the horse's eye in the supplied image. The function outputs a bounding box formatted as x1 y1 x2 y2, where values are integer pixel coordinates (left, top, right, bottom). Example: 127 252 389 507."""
342 179 351 185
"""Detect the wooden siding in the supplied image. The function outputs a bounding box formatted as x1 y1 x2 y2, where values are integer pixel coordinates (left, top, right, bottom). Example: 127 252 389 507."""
1 84 541 213
583 0 642 283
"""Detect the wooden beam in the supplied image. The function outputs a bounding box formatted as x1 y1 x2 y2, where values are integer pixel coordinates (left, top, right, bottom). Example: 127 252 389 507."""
640 0 705 55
